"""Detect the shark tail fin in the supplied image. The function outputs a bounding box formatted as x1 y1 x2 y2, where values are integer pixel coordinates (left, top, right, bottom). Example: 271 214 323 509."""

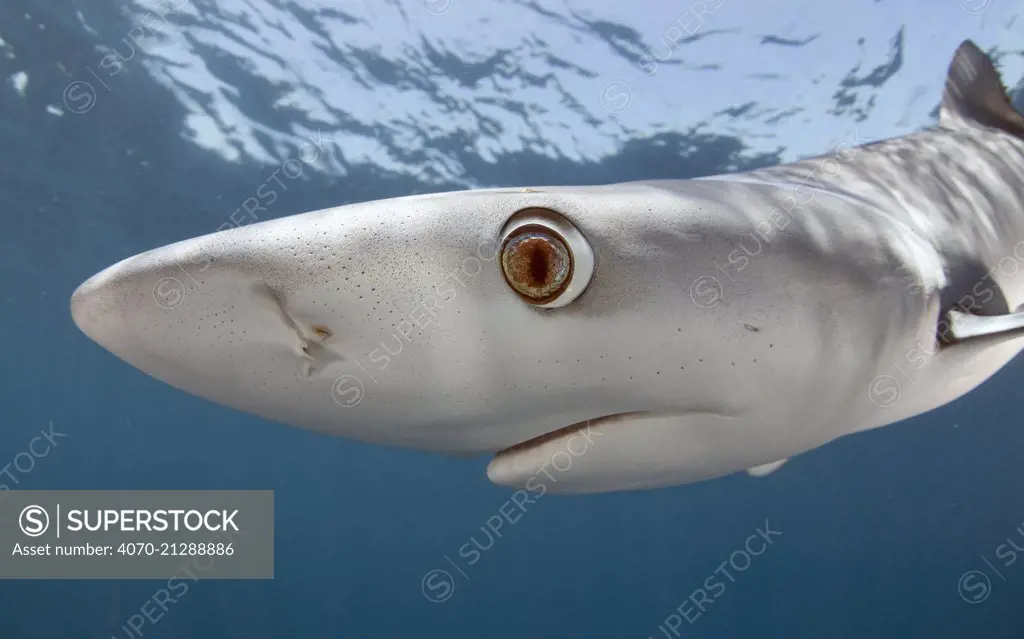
940 40 1024 138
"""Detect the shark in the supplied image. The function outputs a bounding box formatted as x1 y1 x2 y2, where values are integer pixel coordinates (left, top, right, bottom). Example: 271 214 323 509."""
71 40 1024 494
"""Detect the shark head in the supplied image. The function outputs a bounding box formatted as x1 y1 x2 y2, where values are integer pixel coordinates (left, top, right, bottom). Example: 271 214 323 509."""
73 184 803 493
72 40 1024 494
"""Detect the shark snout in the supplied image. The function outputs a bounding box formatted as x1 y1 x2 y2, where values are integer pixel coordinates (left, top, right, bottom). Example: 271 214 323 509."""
71 243 212 351
69 234 249 368
70 256 136 352
69 236 360 427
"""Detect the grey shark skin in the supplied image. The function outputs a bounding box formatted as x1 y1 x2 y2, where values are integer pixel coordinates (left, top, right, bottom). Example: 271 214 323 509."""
71 41 1024 494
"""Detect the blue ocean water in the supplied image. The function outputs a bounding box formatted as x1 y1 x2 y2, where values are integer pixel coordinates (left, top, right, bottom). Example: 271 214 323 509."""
1 0 1023 637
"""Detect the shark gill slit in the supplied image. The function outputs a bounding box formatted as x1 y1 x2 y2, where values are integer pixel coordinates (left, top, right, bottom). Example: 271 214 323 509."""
252 281 344 376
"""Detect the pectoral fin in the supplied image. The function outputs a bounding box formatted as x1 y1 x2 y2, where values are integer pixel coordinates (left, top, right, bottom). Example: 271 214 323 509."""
944 309 1024 343
746 458 788 477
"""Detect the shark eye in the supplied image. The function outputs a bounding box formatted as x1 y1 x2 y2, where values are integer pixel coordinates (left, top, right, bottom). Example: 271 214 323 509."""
498 208 594 308
501 227 570 301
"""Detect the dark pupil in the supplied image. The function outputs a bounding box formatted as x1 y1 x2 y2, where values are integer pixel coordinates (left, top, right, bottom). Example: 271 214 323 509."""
527 244 550 284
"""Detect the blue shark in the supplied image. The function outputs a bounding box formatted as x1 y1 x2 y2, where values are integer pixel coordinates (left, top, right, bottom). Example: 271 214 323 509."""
71 41 1024 493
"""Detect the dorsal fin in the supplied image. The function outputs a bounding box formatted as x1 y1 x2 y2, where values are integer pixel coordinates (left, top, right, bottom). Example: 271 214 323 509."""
939 40 1024 138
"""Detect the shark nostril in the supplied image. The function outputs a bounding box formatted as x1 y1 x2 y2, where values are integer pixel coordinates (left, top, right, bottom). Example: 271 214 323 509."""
312 324 332 339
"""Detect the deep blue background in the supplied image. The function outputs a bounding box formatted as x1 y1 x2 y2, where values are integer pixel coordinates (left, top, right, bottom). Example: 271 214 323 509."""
1 2 1022 637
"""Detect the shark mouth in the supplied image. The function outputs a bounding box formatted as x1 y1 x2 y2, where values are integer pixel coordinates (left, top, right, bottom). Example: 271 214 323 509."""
487 412 648 490
493 412 645 459
485 407 753 494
